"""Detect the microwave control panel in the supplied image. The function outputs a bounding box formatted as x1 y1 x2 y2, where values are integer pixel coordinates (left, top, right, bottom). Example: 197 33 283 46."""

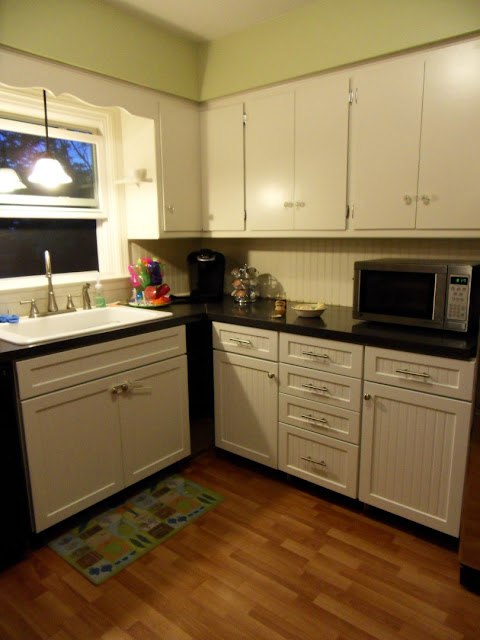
446 275 470 323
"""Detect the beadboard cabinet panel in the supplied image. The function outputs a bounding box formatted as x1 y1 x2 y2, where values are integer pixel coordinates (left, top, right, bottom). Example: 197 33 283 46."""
359 380 472 536
214 349 278 468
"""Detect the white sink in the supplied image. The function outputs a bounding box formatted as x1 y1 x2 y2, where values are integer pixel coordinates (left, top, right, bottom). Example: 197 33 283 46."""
0 305 172 346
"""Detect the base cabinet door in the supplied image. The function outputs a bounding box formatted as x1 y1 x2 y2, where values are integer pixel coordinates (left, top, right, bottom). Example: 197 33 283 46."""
21 354 191 533
359 381 472 536
120 356 190 487
21 375 124 533
214 350 278 468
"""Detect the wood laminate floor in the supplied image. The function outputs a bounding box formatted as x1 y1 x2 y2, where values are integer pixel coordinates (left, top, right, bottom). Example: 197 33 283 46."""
1 448 479 640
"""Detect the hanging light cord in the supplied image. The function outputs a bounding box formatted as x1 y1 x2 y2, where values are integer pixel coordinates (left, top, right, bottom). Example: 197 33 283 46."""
42 89 50 154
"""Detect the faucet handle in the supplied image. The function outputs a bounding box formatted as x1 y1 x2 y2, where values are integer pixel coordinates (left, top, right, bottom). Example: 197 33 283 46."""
66 294 77 311
20 299 40 318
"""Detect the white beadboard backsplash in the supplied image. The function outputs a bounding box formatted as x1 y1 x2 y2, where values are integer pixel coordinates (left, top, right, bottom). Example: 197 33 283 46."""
131 237 480 307
4 238 479 316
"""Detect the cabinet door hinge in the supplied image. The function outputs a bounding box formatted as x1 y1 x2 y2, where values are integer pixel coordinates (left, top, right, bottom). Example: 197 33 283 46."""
243 113 247 125
348 89 354 104
350 204 354 219
346 204 350 219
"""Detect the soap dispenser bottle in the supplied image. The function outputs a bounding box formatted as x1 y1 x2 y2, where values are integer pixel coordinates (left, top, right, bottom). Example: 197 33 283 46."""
95 276 107 307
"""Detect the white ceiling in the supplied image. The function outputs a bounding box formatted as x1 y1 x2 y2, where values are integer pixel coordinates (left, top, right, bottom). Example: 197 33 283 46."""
103 0 317 41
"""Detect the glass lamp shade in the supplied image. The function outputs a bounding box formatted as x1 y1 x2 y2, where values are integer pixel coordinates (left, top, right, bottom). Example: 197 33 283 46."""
28 153 72 189
0 168 27 193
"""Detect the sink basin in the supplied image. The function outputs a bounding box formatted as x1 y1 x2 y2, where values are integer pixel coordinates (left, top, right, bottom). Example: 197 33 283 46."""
0 305 172 345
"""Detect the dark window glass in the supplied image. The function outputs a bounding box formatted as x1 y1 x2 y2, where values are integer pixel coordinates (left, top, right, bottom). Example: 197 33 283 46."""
360 270 435 319
0 218 98 278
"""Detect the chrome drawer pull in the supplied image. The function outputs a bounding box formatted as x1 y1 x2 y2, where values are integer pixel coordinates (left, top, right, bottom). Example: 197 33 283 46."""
301 414 329 425
302 351 329 359
395 368 430 379
229 337 253 346
301 456 327 468
301 383 329 392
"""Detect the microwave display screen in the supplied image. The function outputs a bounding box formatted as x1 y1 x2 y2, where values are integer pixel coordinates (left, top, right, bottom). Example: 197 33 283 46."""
359 270 436 319
451 276 469 286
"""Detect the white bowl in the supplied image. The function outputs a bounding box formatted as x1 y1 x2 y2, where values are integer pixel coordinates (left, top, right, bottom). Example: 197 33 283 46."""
292 303 327 318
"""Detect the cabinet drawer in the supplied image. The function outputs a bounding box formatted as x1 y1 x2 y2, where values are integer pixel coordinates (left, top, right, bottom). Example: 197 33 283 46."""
279 363 362 412
212 321 278 361
364 346 475 401
279 422 359 498
16 325 186 399
279 393 360 444
280 333 363 378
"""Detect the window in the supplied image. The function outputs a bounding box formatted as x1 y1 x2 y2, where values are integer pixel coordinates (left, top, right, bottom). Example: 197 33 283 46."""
0 118 100 209
0 84 127 288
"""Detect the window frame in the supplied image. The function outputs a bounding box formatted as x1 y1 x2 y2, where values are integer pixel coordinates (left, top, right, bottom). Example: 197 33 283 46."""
0 116 103 213
0 84 129 290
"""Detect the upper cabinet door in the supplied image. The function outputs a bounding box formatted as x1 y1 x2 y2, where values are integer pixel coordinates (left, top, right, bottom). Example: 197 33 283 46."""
200 103 245 231
416 41 480 230
350 56 425 230
294 74 349 231
245 92 295 231
159 99 202 232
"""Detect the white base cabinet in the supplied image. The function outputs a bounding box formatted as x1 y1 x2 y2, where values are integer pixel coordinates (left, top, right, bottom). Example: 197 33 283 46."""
17 327 190 532
359 347 474 536
212 322 278 468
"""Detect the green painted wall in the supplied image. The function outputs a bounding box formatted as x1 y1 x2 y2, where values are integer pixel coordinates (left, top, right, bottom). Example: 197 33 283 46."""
2 0 480 102
0 0 200 100
198 0 480 100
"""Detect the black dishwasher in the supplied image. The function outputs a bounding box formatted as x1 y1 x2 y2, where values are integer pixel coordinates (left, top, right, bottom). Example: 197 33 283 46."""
0 363 29 570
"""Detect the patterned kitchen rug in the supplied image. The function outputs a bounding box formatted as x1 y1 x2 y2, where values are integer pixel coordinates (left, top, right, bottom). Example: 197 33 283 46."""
48 475 224 585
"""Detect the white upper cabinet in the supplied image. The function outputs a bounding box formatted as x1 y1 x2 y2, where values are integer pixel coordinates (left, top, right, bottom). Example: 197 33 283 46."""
245 74 349 232
159 98 202 232
416 40 480 230
349 55 425 230
350 39 480 231
245 92 296 231
200 102 245 231
123 97 202 239
293 75 350 231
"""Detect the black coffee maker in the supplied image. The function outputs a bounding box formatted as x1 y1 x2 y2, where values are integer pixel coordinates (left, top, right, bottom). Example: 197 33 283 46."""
187 248 225 302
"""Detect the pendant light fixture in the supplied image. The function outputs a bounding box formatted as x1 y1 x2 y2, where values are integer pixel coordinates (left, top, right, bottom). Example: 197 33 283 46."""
28 90 72 189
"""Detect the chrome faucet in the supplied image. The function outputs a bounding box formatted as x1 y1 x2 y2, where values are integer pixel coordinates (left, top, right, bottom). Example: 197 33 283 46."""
44 250 58 313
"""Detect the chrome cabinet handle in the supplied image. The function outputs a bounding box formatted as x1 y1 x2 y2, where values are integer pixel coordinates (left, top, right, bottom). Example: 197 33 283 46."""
395 368 430 379
111 385 122 395
301 456 327 468
229 337 253 346
421 194 430 205
302 351 329 359
300 414 329 425
267 372 275 379
403 195 413 205
364 393 371 400
283 201 294 208
125 380 153 392
301 383 329 392
295 201 305 208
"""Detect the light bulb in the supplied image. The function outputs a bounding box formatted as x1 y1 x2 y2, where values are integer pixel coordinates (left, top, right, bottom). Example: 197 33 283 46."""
28 154 72 189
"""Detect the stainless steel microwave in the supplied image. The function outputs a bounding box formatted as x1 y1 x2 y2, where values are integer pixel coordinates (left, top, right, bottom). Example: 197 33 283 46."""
353 258 480 333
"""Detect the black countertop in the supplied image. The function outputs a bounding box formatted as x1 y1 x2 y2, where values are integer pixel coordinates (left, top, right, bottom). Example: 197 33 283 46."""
0 297 477 362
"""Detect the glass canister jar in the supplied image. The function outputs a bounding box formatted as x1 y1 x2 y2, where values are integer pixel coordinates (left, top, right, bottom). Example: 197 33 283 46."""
231 265 259 305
